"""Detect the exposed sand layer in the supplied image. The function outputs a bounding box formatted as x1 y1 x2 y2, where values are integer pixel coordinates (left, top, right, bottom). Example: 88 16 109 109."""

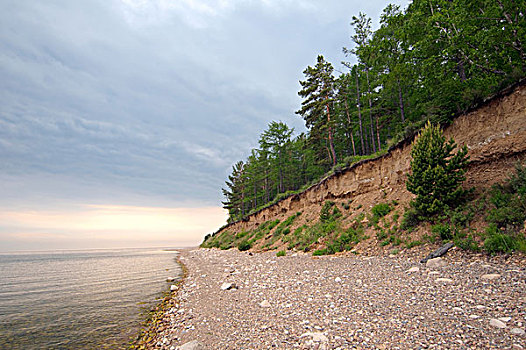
148 248 525 349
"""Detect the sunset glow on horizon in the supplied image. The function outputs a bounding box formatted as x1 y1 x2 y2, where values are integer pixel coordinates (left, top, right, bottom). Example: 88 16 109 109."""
0 204 228 252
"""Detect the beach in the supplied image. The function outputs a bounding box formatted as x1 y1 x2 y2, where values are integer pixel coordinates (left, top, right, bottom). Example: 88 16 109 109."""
143 248 525 349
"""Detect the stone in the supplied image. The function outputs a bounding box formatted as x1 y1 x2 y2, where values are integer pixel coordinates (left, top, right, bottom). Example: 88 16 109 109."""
178 340 203 350
221 282 235 290
435 278 453 283
426 257 447 268
490 318 507 329
167 277 176 282
170 284 177 291
407 267 420 273
301 332 329 342
260 300 271 308
481 273 501 280
511 328 525 336
499 317 512 323
335 277 342 283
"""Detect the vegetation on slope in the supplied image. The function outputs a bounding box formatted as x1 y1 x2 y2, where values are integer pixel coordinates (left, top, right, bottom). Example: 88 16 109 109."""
221 0 525 223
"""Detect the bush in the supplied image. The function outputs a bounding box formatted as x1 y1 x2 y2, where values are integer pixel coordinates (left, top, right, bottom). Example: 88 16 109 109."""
400 208 419 230
372 203 391 218
313 249 328 256
406 121 469 218
320 201 336 222
483 224 520 254
238 240 252 251
432 224 454 240
276 250 286 257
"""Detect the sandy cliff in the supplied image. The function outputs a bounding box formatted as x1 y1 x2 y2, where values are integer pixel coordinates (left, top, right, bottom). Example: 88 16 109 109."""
214 82 526 246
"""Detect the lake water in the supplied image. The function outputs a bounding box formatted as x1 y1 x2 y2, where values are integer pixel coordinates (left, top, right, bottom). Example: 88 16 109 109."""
0 248 182 349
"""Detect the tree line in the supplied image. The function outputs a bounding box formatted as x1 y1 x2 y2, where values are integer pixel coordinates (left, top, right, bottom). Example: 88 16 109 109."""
222 0 525 223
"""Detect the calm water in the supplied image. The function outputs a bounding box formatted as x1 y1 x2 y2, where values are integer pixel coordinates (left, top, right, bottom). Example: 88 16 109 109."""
0 248 182 349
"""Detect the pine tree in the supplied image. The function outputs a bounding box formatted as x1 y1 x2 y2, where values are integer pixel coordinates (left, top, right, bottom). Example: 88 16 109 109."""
297 55 337 166
406 121 469 218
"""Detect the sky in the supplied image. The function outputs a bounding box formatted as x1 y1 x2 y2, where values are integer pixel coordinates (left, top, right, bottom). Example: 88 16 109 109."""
0 0 409 251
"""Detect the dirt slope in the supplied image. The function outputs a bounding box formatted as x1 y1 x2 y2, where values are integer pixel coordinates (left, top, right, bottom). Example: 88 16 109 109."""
212 82 526 250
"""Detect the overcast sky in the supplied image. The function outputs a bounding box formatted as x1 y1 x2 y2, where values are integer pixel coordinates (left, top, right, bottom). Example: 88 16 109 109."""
0 0 409 251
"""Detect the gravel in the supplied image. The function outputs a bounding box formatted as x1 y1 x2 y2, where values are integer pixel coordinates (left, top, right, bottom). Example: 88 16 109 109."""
149 248 526 349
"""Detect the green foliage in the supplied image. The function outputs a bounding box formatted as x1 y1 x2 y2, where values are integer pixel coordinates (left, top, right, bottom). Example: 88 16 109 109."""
320 201 336 222
238 240 252 251
431 224 454 240
369 202 392 226
312 249 328 256
276 250 286 257
483 224 517 254
406 122 469 219
400 208 419 230
453 233 480 252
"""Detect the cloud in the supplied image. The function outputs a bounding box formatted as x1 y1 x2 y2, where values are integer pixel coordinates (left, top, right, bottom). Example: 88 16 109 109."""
0 0 409 249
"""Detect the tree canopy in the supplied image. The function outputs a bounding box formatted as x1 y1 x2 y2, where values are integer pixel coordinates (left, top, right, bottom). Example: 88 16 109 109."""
221 0 525 222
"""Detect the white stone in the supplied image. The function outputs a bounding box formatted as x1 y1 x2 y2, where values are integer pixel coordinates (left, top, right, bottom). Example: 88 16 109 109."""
221 282 234 290
426 257 447 268
490 318 507 329
511 328 525 336
435 278 453 283
407 267 420 273
260 300 271 308
170 284 177 291
499 317 512 323
481 273 501 280
300 332 329 342
335 277 342 283
178 340 203 350
469 315 480 319
167 277 176 282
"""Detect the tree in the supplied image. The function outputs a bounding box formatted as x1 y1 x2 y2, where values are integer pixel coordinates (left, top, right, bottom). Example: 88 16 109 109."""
297 55 338 166
406 121 469 218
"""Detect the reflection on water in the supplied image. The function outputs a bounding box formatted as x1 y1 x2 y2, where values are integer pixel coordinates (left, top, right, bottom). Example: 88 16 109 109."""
0 248 181 349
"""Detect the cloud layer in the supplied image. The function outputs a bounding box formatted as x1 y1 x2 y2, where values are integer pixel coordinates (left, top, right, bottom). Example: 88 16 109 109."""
0 0 408 249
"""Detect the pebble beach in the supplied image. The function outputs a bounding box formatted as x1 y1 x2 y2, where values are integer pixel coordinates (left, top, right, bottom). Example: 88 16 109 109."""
145 248 526 349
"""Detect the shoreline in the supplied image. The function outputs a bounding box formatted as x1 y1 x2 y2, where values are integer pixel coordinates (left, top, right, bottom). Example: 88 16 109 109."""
141 248 525 349
130 249 190 349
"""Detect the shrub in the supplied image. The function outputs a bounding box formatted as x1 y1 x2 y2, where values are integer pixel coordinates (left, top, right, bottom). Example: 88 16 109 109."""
400 208 419 230
238 240 252 251
372 203 391 218
276 250 286 257
313 249 328 256
483 224 517 254
320 201 336 222
406 121 469 218
432 224 454 240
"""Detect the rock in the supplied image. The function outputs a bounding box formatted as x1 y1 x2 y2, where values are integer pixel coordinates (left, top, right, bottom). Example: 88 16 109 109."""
167 277 176 282
435 278 453 283
220 282 236 290
421 242 454 263
499 317 512 323
469 315 480 319
170 284 178 291
481 273 501 280
178 340 203 350
511 328 525 336
407 266 420 273
490 318 507 329
301 332 329 342
335 277 342 283
426 257 447 268
260 300 271 308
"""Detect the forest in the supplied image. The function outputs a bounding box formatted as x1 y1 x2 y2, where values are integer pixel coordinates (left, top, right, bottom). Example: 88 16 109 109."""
221 0 525 223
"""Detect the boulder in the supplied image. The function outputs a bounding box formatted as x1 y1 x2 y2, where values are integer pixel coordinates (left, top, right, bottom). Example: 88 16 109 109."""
490 318 507 329
426 257 447 268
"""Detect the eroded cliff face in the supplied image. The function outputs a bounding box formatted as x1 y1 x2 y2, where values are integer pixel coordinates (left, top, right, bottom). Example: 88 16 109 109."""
214 82 526 247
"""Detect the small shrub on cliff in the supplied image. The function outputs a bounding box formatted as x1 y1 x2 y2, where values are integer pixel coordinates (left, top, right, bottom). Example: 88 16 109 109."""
406 121 469 220
238 240 252 251
276 250 286 257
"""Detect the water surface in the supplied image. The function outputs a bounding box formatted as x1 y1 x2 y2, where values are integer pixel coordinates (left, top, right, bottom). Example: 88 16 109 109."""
0 248 181 349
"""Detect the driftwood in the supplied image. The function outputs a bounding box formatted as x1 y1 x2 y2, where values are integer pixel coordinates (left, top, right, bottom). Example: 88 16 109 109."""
420 242 454 263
